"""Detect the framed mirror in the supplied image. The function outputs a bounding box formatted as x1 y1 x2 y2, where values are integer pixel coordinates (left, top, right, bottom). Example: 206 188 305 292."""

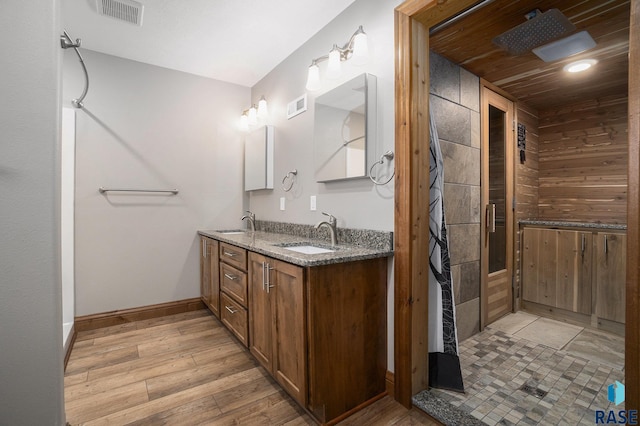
244 125 274 191
314 73 376 182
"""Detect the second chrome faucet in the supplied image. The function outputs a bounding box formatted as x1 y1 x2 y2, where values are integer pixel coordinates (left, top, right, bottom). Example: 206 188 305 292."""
241 210 256 232
315 212 338 246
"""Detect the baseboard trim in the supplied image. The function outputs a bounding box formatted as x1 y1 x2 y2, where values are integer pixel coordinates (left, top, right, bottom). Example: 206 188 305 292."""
74 298 205 332
386 370 395 399
325 391 388 426
63 325 77 372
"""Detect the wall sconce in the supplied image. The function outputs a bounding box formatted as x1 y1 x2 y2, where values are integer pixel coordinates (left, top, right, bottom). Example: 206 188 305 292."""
306 25 369 91
240 96 268 131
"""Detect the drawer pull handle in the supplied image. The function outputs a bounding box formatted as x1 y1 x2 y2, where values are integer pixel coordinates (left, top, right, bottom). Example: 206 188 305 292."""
223 250 237 257
224 273 237 281
604 235 608 255
581 234 585 257
225 305 237 314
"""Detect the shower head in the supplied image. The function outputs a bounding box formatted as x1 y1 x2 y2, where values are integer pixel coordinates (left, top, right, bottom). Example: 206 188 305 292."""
493 9 575 56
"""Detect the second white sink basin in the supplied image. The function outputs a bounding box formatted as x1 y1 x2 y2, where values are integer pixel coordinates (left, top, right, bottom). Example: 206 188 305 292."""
281 245 335 254
216 229 246 235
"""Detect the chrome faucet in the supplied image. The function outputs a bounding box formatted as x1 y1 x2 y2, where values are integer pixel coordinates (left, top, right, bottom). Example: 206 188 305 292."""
315 212 338 246
241 210 256 232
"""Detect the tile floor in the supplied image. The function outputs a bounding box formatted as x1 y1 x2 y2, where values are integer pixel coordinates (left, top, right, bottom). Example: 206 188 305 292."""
428 312 625 425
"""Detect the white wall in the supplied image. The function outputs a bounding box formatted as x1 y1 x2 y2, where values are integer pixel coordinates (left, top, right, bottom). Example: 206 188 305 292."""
61 107 76 348
64 50 250 316
248 0 401 370
0 0 66 423
248 0 397 228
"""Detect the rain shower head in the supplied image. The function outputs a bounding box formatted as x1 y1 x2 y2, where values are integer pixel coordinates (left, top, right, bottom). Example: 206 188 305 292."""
493 9 575 56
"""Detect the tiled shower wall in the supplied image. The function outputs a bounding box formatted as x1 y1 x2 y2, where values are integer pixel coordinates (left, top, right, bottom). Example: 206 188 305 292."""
430 52 481 341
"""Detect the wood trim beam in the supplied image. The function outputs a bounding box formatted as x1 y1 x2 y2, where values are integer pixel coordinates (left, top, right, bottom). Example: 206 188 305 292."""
74 298 205 332
626 0 640 412
394 8 418 408
394 0 488 408
394 5 437 407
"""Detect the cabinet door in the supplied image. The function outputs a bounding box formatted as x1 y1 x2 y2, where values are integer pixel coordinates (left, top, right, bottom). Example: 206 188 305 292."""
248 252 273 371
522 228 557 306
596 232 626 323
271 258 307 406
200 237 211 307
208 239 220 318
555 231 591 315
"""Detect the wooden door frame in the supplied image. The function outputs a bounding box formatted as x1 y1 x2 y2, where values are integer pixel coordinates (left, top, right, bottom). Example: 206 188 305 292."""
394 0 640 411
480 85 515 329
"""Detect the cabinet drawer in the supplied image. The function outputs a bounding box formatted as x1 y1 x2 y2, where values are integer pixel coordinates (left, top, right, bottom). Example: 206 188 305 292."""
221 292 248 347
219 242 247 271
220 263 248 307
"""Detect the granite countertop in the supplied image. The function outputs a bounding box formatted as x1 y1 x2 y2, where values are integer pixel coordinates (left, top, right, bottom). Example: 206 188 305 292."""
519 219 627 230
198 229 394 267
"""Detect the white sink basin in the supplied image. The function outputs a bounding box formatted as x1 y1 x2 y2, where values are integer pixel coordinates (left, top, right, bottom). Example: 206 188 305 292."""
282 245 335 254
217 229 246 235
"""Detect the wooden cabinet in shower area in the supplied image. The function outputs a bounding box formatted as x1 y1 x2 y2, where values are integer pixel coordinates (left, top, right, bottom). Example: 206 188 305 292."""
521 225 626 335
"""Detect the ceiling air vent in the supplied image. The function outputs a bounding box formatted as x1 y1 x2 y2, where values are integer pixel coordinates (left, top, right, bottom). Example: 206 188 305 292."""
96 0 144 26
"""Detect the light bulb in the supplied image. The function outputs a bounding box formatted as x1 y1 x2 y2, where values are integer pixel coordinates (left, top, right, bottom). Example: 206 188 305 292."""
257 96 268 120
351 27 369 66
248 106 257 126
239 113 249 131
563 59 597 73
326 45 341 79
306 63 321 91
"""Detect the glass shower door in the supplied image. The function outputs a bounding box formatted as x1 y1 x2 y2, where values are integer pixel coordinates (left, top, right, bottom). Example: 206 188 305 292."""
482 87 514 327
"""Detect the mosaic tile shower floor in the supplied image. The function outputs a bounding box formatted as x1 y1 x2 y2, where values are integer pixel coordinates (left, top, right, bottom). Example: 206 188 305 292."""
420 312 625 425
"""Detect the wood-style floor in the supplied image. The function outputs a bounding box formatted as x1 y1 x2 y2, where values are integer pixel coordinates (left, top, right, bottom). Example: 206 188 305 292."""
65 309 439 425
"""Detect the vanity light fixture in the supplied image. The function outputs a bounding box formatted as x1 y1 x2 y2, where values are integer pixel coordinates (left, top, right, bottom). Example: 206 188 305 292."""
563 59 597 73
305 25 369 91
239 96 268 131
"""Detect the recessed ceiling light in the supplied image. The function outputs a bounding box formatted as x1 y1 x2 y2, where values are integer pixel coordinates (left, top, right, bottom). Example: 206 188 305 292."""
563 59 598 73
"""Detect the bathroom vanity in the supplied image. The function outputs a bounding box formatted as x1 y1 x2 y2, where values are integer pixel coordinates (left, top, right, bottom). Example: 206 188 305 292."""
198 224 392 424
520 220 626 335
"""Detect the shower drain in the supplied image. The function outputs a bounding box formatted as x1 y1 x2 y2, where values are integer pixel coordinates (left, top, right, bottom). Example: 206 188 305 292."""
519 383 548 399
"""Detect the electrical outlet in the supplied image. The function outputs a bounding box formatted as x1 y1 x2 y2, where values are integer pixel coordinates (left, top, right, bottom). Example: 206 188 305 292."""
280 197 285 211
310 195 317 211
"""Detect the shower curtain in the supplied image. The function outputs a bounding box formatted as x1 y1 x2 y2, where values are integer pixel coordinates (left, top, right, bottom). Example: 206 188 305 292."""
428 110 464 392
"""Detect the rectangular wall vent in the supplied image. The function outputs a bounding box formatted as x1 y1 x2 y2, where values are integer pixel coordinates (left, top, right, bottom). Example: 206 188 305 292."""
96 0 144 26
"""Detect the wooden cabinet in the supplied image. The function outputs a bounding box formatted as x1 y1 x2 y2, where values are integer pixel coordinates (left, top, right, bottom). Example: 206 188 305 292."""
249 251 387 424
200 236 220 318
201 235 388 425
306 259 387 424
219 243 249 346
596 232 626 324
522 228 592 314
521 227 626 331
249 252 307 406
